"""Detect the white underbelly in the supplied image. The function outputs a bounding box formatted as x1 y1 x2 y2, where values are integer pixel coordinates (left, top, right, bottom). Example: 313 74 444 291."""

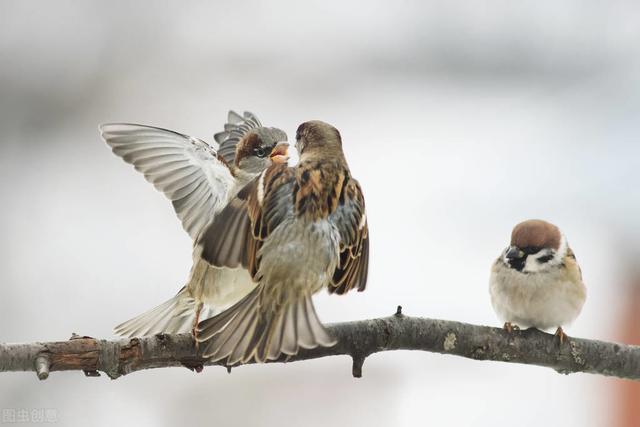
187 257 257 312
489 263 586 330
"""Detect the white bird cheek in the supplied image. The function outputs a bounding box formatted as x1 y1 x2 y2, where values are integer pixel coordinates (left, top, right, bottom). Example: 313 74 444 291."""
257 170 266 205
523 257 541 273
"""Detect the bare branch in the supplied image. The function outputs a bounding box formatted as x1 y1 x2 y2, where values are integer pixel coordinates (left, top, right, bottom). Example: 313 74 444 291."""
34 354 50 380
2 309 639 381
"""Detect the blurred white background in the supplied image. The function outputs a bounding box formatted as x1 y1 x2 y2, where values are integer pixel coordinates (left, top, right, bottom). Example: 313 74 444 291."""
1 1 639 426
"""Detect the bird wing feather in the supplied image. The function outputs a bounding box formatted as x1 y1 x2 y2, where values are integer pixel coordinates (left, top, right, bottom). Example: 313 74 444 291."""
328 178 369 294
197 163 295 276
100 123 235 240
214 111 263 165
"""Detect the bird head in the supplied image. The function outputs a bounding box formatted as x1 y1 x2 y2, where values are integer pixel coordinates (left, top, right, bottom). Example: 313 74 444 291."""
234 127 289 175
295 120 343 161
501 219 568 273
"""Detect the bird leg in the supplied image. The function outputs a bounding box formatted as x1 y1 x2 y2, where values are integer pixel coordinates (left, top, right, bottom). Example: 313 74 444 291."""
503 322 520 334
554 327 568 345
192 302 204 350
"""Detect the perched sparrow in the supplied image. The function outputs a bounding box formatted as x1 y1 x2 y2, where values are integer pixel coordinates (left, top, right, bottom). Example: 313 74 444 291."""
489 219 586 342
195 120 369 364
100 111 289 337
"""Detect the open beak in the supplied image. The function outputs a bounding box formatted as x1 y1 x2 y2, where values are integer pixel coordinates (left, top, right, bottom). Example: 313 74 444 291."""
269 142 289 164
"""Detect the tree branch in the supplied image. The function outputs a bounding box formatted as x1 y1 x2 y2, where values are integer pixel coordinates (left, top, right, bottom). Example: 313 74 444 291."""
2 307 639 381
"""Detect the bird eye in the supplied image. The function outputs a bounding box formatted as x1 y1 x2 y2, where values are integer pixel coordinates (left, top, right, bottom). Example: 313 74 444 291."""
254 147 266 158
537 254 554 263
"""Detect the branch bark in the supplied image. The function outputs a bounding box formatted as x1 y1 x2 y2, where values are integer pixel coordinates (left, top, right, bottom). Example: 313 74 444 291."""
2 308 639 381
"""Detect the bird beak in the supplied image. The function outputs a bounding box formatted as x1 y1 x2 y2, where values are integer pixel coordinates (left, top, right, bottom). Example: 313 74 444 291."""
270 142 289 164
505 246 525 260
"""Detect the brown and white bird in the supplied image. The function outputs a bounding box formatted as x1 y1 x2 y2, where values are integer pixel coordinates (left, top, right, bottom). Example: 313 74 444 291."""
489 219 586 342
195 120 369 364
100 111 289 337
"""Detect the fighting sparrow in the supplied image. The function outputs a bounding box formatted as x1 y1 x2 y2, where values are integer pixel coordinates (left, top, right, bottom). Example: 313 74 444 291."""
100 111 289 337
489 219 586 342
195 120 369 364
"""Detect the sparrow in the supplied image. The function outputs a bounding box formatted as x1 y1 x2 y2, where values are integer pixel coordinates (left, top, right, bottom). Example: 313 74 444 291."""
195 120 369 364
489 219 586 343
99 111 290 337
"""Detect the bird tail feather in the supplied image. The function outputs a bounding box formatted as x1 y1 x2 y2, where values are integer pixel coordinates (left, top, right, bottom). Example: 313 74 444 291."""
113 288 208 337
196 285 336 365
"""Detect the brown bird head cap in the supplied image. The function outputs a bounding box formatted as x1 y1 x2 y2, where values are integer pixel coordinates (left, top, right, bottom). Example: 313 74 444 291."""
295 121 343 158
511 219 562 251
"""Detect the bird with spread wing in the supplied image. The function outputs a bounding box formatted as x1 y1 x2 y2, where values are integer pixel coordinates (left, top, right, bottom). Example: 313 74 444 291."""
100 111 289 338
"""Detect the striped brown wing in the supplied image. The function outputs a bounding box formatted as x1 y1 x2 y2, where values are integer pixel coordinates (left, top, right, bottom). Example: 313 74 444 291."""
329 178 369 294
198 163 295 277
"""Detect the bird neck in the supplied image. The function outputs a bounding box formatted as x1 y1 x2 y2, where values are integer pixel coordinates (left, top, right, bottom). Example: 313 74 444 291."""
299 145 346 165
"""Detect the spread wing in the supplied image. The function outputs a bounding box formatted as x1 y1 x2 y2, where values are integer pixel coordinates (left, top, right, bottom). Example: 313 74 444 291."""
198 164 295 277
214 111 263 165
328 178 369 294
100 123 235 240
